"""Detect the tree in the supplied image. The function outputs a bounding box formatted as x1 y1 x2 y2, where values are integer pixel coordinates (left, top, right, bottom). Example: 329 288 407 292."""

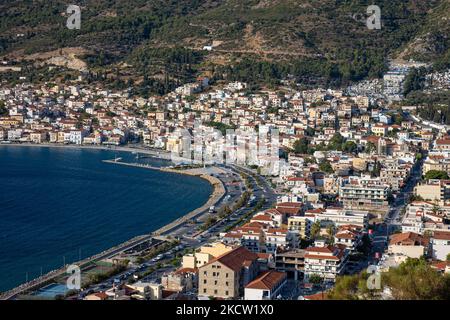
424 170 449 180
383 257 450 300
293 137 310 154
328 133 345 151
308 274 323 286
328 258 450 300
365 142 377 154
342 141 357 154
319 160 334 174
0 100 7 116
403 67 426 96
310 221 321 239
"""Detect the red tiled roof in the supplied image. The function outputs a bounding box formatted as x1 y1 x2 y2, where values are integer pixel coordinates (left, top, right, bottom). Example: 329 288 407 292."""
389 232 429 246
433 231 450 241
203 246 258 273
304 292 328 300
245 271 286 290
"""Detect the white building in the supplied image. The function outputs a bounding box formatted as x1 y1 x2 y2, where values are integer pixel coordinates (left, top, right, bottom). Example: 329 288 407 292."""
244 271 287 300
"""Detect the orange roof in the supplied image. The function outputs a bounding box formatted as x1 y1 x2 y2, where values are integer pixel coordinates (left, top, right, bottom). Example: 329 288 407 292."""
174 267 197 274
251 214 273 222
304 292 328 300
433 231 450 241
245 271 286 290
389 232 429 246
203 246 258 273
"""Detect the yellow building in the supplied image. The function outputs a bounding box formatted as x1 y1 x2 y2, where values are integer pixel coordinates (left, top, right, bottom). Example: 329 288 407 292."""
287 216 311 239
182 242 234 269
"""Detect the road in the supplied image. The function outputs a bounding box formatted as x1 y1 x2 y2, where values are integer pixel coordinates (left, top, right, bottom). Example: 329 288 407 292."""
369 155 424 264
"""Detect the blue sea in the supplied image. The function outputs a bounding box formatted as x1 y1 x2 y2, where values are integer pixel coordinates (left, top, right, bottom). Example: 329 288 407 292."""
0 146 212 292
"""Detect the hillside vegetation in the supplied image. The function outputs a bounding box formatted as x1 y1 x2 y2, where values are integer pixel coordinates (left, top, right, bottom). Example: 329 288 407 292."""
0 0 448 93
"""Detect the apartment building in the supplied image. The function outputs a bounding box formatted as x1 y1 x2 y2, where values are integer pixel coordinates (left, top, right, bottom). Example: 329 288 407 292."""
340 180 390 213
287 215 313 239
423 154 450 175
415 180 450 205
304 240 348 282
274 248 305 280
435 138 450 152
198 246 259 299
315 208 369 228
265 228 289 254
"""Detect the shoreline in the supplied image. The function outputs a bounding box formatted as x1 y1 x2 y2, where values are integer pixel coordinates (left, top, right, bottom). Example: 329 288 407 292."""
0 143 228 299
0 142 173 160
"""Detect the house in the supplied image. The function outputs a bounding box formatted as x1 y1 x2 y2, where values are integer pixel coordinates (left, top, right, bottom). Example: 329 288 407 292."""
84 291 109 300
125 282 163 300
388 232 430 260
334 225 363 250
161 268 197 293
244 271 287 300
198 246 259 299
431 231 450 261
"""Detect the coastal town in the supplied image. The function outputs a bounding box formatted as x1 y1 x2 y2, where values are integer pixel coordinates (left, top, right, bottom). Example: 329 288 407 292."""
0 60 450 301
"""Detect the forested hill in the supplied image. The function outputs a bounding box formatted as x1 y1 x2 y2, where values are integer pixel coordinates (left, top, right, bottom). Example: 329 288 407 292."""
0 0 449 93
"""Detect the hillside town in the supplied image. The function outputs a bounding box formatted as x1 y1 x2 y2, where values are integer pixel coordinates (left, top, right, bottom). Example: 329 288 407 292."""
1 69 449 301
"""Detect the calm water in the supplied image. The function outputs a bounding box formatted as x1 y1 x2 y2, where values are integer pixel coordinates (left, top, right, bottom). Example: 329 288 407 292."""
0 146 212 292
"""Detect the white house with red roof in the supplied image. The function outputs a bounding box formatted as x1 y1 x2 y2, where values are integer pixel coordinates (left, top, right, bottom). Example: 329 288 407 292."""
334 225 363 250
244 270 287 300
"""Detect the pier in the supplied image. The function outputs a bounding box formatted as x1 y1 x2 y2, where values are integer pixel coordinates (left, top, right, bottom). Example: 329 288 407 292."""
102 159 163 171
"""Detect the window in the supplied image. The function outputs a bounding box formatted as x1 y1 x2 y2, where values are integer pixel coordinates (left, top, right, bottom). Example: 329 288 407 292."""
214 289 218 294
203 289 207 293
225 291 229 295
204 280 207 284
203 271 207 275
225 282 229 286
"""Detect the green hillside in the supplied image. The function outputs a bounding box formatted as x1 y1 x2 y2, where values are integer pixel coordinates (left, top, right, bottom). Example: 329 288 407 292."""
0 0 448 93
